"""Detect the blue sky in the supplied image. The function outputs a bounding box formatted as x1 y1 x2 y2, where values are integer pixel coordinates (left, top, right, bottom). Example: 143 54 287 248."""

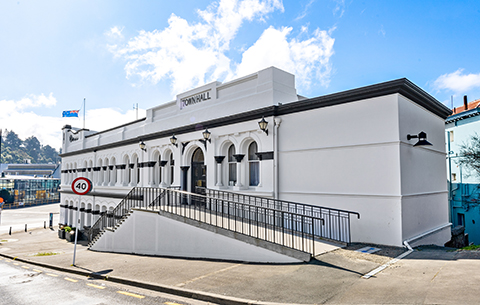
1 0 480 149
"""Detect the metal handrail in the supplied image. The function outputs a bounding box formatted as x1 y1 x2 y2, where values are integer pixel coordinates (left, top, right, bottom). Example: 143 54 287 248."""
88 186 360 256
197 187 360 244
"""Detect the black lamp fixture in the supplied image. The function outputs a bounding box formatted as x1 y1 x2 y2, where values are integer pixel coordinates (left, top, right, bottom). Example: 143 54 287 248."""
170 135 178 147
258 117 268 135
139 141 146 151
199 129 211 149
202 129 211 143
407 131 432 147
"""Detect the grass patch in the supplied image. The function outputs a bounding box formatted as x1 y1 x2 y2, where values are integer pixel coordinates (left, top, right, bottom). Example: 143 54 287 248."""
459 244 480 251
34 252 59 256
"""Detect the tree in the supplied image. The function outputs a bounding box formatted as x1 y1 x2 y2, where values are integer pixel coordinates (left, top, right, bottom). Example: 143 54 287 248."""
24 136 41 162
458 133 480 177
41 145 58 163
4 130 22 148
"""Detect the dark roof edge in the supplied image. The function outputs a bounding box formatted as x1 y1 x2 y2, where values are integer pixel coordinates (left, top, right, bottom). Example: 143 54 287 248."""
276 78 452 119
60 78 450 158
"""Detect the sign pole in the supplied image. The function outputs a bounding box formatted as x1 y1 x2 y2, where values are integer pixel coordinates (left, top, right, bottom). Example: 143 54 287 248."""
70 177 92 267
72 195 80 266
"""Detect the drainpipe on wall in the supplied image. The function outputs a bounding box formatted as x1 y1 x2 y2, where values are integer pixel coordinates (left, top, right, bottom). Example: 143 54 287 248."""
447 131 453 224
273 117 282 200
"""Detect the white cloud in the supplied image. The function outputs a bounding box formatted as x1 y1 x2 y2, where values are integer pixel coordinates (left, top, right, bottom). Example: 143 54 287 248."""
295 0 315 21
434 69 480 93
333 0 345 17
235 26 335 88
107 26 125 40
108 0 335 95
0 94 145 150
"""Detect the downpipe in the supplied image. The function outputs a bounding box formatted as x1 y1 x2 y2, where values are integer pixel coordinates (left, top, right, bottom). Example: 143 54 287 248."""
362 223 451 279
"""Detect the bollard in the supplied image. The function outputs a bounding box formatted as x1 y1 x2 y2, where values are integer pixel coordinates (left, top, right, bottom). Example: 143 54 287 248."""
44 221 46 229
9 227 11 235
25 224 27 232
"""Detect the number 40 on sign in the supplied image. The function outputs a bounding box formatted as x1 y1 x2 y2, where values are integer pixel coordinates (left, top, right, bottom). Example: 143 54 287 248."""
71 177 92 195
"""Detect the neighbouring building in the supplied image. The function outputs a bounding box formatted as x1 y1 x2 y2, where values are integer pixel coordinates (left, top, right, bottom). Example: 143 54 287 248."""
1 163 61 179
445 96 480 244
59 67 452 262
0 175 60 208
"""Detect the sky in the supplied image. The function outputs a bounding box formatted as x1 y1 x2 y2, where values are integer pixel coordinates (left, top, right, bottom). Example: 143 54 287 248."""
1 0 480 150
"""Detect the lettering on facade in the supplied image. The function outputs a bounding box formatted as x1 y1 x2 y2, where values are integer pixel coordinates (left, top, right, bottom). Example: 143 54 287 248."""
179 91 211 109
69 135 79 142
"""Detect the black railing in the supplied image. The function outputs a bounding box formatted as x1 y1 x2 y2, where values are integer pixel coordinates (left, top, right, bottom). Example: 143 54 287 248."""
87 187 160 242
197 187 360 244
88 186 359 256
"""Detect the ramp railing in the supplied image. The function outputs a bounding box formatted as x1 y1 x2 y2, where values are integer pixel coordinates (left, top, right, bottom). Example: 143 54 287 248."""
198 187 360 244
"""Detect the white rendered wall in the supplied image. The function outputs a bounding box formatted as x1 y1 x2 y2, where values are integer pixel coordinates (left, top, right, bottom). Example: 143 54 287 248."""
277 94 450 247
397 95 450 245
91 209 302 263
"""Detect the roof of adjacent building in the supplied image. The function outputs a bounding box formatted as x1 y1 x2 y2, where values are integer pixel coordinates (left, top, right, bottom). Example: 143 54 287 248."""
451 99 480 115
446 99 480 123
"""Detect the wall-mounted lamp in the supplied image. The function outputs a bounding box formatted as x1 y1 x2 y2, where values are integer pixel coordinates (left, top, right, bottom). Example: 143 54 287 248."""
202 129 211 143
200 129 211 149
139 141 147 151
407 131 432 147
170 135 178 147
258 117 268 135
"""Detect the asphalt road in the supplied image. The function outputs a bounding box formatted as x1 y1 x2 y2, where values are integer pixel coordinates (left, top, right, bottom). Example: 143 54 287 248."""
0 257 216 305
0 203 59 234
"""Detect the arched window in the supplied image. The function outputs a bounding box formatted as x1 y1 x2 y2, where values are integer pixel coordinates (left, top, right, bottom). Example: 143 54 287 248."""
228 144 236 186
105 158 110 185
97 159 103 184
136 158 140 184
157 154 162 185
248 142 259 186
169 153 175 185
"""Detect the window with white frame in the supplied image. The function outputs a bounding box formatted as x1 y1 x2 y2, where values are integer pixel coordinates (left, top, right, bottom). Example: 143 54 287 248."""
248 142 259 186
228 144 236 186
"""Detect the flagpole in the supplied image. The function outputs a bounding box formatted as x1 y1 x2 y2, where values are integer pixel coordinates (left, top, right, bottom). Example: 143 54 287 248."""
83 98 86 129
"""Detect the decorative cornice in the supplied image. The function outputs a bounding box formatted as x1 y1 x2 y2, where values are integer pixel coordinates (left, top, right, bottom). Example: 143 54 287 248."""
60 78 451 158
233 154 245 162
214 156 225 163
255 151 274 161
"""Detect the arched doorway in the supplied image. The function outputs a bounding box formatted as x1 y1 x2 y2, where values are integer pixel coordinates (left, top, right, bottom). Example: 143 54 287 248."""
191 147 206 194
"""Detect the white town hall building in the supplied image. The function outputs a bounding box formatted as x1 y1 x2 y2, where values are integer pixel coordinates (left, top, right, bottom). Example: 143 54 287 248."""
60 67 452 263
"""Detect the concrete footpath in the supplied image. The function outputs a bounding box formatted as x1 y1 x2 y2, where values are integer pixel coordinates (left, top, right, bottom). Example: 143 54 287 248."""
1 227 480 304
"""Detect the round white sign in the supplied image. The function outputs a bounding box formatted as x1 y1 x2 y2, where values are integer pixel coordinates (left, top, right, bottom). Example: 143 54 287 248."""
71 177 92 195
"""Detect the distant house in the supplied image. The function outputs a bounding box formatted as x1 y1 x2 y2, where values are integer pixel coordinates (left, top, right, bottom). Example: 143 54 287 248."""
445 96 480 244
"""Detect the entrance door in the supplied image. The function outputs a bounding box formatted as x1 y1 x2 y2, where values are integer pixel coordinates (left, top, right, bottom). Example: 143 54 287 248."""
191 148 206 194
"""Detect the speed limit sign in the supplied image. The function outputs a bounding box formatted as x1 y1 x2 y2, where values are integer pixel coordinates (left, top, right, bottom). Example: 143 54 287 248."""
71 177 93 195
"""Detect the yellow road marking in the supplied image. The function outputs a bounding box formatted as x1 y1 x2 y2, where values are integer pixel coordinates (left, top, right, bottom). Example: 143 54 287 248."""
165 302 184 305
13 263 19 265
117 291 145 299
46 273 58 277
64 277 78 283
87 283 106 289
21 266 29 269
32 269 42 273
